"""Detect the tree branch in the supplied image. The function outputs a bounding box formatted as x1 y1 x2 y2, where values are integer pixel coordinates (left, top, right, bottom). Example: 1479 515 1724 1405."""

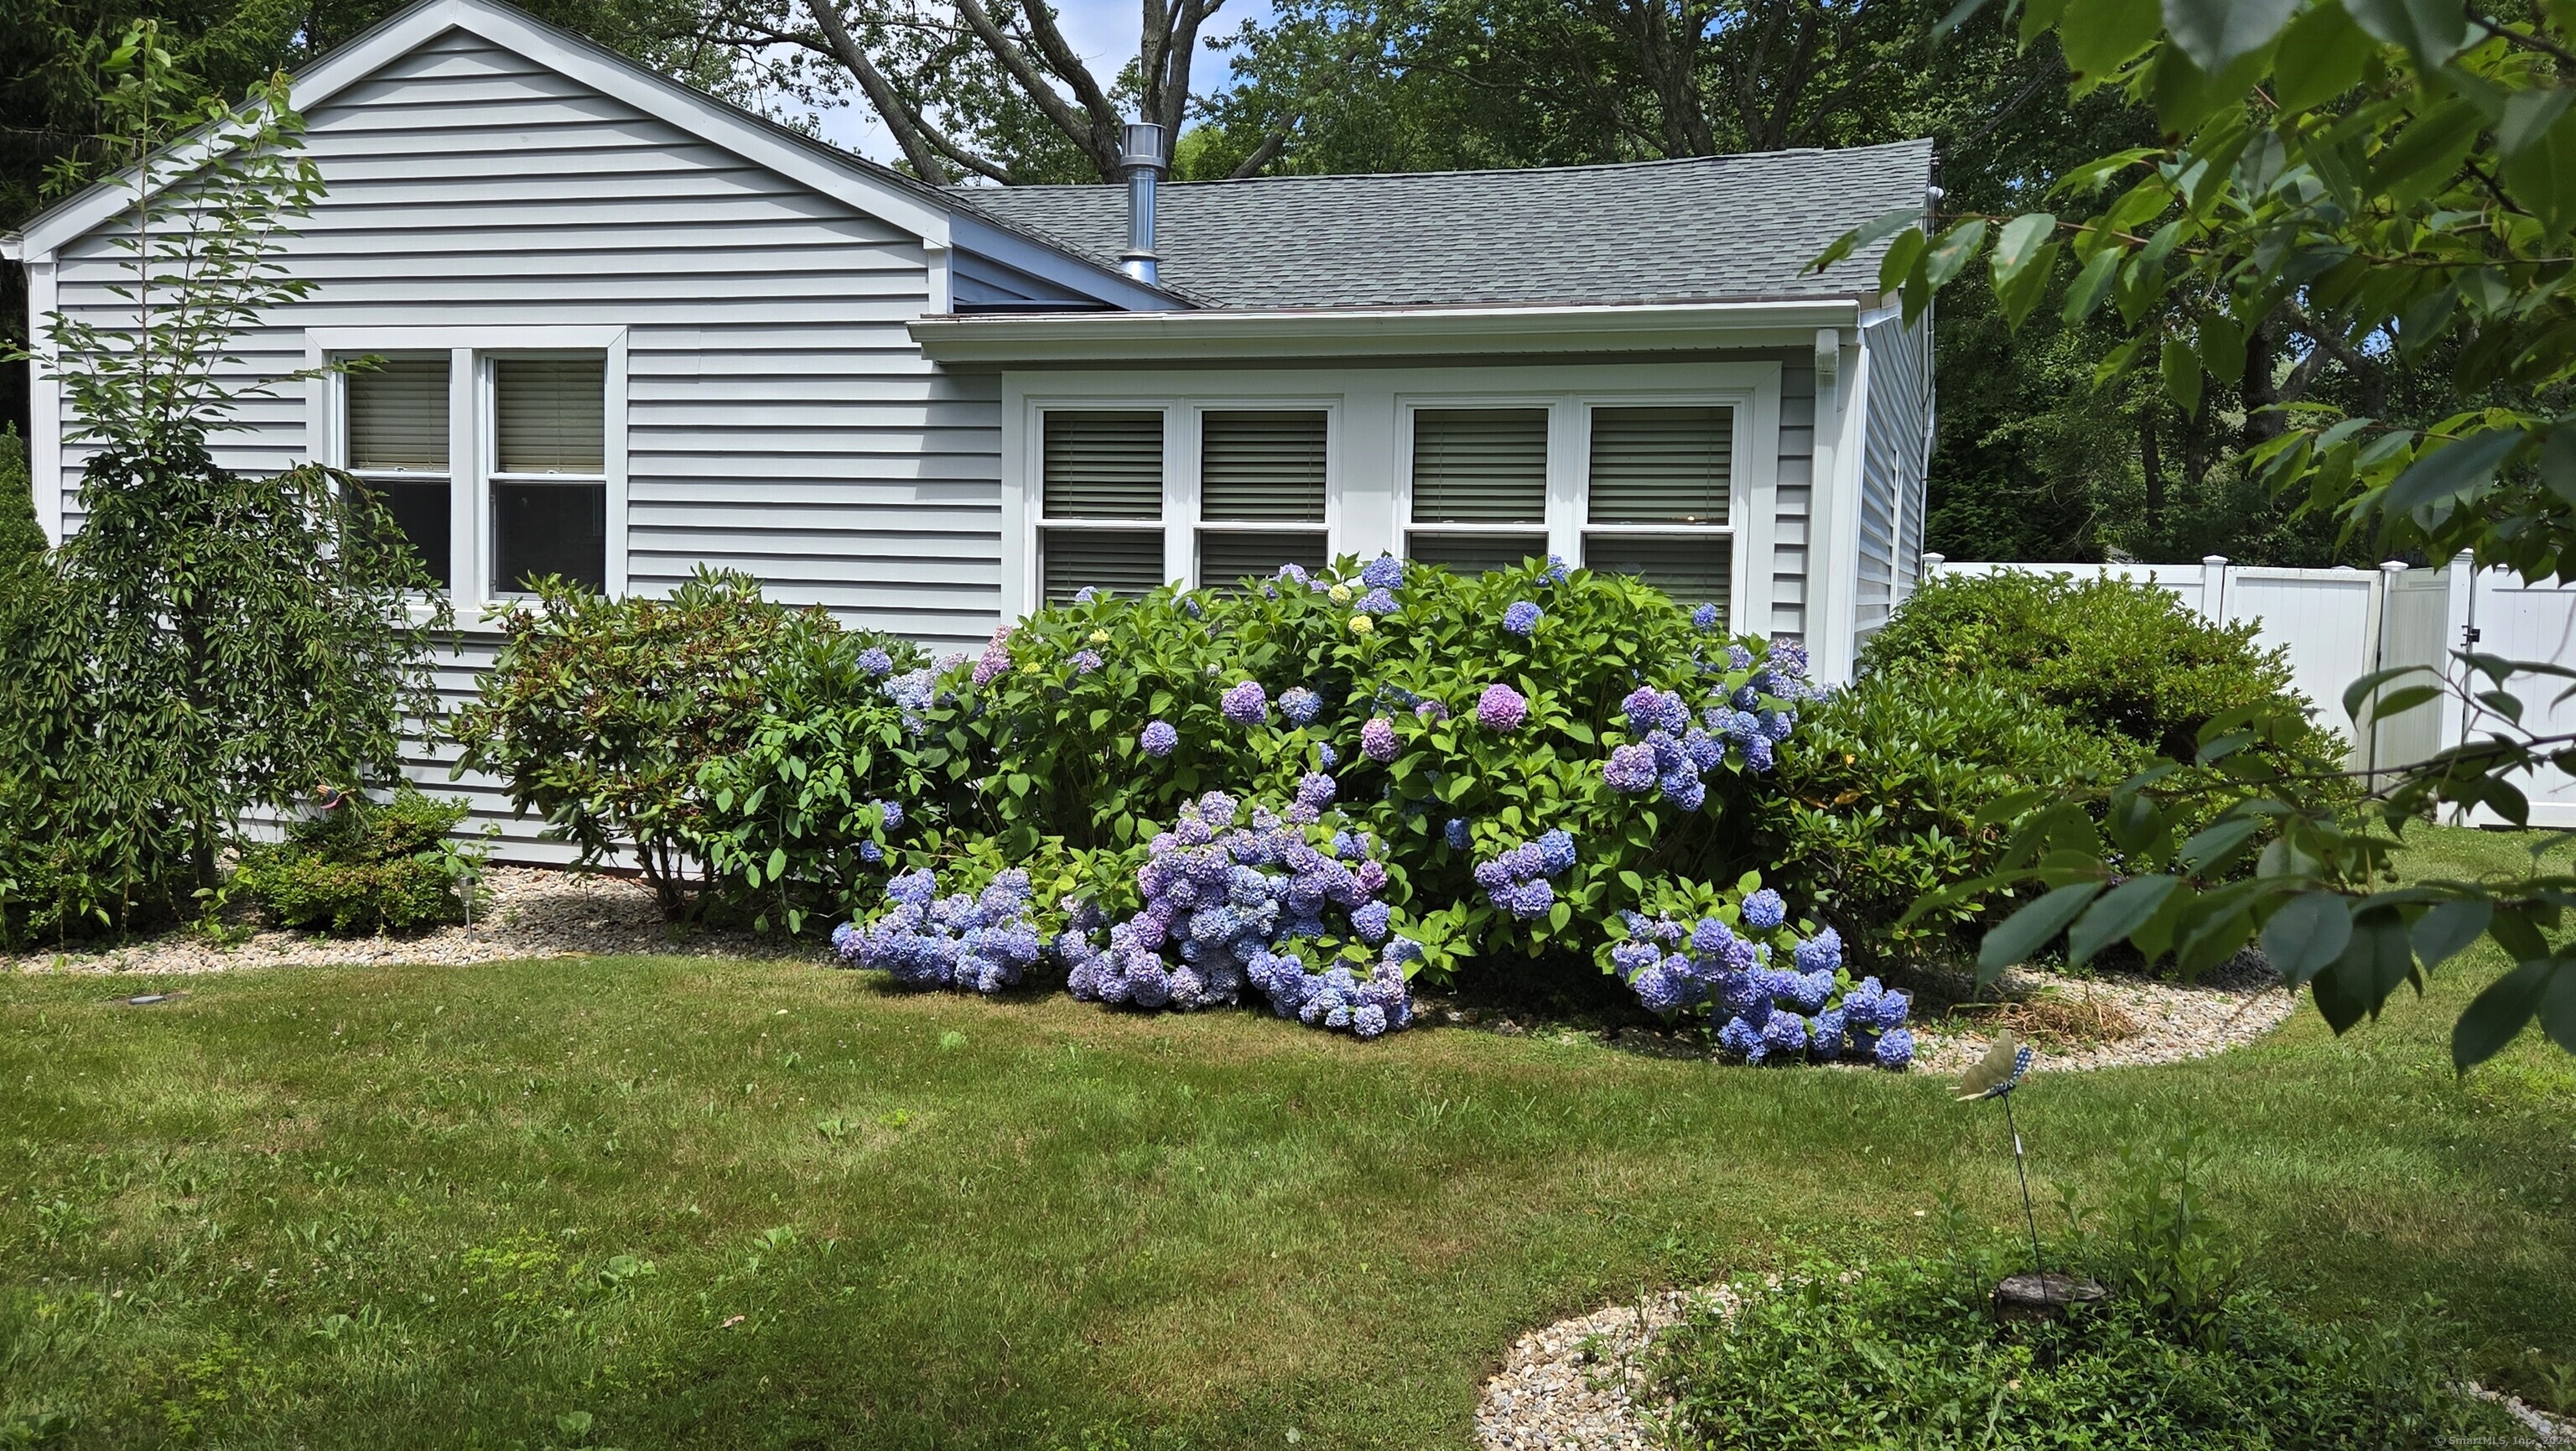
805 0 953 184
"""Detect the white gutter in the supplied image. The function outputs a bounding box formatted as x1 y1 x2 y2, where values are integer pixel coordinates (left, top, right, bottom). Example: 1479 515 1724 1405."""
910 298 1866 364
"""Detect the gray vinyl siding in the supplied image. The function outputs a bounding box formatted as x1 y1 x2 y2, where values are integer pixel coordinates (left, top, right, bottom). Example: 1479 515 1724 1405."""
1772 357 1815 644
45 28 1002 862
1856 312 1931 639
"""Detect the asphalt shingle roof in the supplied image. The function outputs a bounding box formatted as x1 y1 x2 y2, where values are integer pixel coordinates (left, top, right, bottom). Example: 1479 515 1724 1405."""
949 139 1932 310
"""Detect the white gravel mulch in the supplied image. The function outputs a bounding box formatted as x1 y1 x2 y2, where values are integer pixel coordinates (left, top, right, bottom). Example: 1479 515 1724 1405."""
1909 953 2298 1078
1 866 811 976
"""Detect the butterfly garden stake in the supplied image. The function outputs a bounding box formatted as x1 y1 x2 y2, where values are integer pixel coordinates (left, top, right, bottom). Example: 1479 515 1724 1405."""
1956 1031 2043 1274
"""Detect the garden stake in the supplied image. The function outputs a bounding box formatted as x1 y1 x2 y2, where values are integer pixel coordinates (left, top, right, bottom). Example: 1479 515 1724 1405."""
1955 1031 2041 1272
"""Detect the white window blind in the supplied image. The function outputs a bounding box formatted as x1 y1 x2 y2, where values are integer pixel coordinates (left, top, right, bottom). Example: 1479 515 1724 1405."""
1587 406 1730 526
1405 533 1551 576
1201 531 1331 585
1041 411 1163 518
495 356 605 474
348 356 449 471
1041 410 1166 601
1410 408 1548 523
1200 411 1327 522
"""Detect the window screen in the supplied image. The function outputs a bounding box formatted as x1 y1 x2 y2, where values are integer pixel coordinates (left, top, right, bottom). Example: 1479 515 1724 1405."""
1042 411 1163 518
1041 528 1166 603
1410 408 1547 523
495 356 605 474
1201 411 1326 522
1583 534 1728 614
1405 532 1550 576
348 356 449 471
495 481 606 593
1587 406 1731 525
1200 530 1331 585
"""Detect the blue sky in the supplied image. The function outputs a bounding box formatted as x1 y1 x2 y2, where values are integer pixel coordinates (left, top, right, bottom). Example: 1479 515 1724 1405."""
808 0 1269 166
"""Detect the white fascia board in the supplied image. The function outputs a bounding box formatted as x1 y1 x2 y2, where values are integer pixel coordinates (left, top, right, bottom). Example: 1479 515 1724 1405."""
949 212 1187 314
20 0 958 257
911 299 1866 364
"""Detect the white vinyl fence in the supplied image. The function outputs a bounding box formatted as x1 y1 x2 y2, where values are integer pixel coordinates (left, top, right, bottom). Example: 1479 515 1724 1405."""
1918 553 2576 826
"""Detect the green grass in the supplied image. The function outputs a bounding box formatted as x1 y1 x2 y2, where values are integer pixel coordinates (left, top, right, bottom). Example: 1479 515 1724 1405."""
3 828 2572 1449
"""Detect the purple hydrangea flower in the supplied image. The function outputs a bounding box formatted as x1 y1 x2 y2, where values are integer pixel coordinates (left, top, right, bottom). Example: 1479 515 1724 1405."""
1727 643 1753 671
1742 888 1786 931
1662 772 1707 813
1362 554 1405 590
1603 745 1658 793
1140 720 1179 757
1504 601 1542 637
1691 601 1720 631
1543 554 1571 584
1415 699 1449 723
1358 588 1399 615
857 646 894 677
1317 742 1338 769
872 798 905 830
1280 687 1323 726
1743 735 1776 772
1475 684 1528 731
972 627 1013 687
1071 649 1103 674
1221 680 1269 726
1296 772 1337 809
1360 716 1400 763
858 840 883 864
1277 564 1311 586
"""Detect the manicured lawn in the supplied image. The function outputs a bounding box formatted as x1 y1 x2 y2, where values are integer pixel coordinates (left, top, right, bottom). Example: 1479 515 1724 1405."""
3 828 2572 1449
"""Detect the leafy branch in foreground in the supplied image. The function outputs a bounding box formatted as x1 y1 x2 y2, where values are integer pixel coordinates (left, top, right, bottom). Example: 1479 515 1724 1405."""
1827 0 2576 1068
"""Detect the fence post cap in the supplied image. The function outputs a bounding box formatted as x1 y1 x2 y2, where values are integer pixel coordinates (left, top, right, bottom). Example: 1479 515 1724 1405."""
2201 554 2230 566
2380 560 2410 574
1921 552 1946 569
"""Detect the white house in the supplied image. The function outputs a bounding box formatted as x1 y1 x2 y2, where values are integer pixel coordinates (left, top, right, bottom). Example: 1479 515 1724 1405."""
4 0 1936 856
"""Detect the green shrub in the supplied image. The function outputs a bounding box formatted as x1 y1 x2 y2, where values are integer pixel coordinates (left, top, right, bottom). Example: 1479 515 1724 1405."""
1758 668 2144 967
452 569 919 920
232 788 486 936
1860 571 2340 764
0 428 41 569
1654 1138 2518 1448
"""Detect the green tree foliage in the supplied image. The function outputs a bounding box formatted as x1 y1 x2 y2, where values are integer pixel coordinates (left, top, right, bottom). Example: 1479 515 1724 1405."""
1836 0 2576 1067
0 29 445 939
0 429 39 567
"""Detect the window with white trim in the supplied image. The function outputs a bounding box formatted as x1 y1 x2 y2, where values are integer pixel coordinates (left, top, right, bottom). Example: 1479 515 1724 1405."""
1197 408 1328 584
345 355 452 589
1400 399 1738 624
1406 407 1550 574
1038 409 1165 603
491 354 607 594
1583 403 1733 620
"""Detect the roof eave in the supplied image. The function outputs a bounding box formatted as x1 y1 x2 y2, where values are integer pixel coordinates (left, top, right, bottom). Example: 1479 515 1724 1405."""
910 297 1872 365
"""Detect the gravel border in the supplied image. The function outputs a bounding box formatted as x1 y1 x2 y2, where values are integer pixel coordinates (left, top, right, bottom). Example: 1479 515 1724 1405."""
2 866 821 975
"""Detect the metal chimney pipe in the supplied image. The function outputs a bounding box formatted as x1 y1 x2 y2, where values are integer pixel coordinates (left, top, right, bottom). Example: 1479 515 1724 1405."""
1119 120 1166 285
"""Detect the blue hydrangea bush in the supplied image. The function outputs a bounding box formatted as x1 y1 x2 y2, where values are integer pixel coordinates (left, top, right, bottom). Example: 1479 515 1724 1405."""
1605 877 1916 1069
830 865 1043 994
1051 789 1420 1037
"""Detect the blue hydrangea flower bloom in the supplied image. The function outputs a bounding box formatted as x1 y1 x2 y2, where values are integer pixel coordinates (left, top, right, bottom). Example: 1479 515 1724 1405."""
857 646 894 677
1444 818 1471 850
871 798 905 830
1070 649 1103 673
1543 554 1571 584
1351 900 1390 943
1718 1014 1766 1063
1361 716 1400 762
1296 772 1337 809
1358 587 1400 615
1690 917 1734 954
1660 772 1707 813
1603 745 1658 793
1794 927 1842 975
858 840 883 864
1140 720 1179 757
1873 1027 1915 1070
1362 554 1405 590
1221 681 1268 725
1280 687 1323 725
1742 888 1787 930
1504 601 1542 636
1317 741 1338 769
1535 829 1576 875
1810 1008 1848 1061
1690 601 1720 631
1762 1008 1810 1060
1743 734 1777 773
